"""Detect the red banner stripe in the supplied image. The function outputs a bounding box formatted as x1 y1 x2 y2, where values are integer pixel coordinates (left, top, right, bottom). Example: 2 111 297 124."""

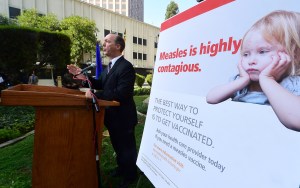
160 0 235 32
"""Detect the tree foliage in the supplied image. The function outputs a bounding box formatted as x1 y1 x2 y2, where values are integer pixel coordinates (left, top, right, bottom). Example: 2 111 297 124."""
60 16 98 64
16 10 98 64
0 14 10 25
0 14 17 26
17 9 60 31
165 1 179 20
1 9 99 76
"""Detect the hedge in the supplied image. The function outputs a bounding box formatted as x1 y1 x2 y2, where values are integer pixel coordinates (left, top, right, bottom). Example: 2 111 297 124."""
134 87 151 96
145 74 153 86
135 73 145 88
0 26 70 86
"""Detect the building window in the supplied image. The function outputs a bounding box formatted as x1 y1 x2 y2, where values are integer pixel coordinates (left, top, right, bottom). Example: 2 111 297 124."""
143 54 147 60
104 29 110 37
133 52 137 59
143 39 147 46
154 42 158 48
138 53 142 60
9 7 21 19
138 38 142 45
133 36 137 44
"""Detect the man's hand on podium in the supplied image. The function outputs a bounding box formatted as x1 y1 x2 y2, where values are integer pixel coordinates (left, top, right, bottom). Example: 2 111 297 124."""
85 90 93 99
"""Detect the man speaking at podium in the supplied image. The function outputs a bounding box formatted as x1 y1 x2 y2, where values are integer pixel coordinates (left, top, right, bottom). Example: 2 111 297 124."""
67 33 138 188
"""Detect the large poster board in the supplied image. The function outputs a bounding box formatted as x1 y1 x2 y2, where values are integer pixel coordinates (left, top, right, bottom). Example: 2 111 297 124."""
137 0 300 187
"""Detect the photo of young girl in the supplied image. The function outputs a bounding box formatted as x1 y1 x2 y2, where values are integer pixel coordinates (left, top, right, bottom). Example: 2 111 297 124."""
206 10 300 132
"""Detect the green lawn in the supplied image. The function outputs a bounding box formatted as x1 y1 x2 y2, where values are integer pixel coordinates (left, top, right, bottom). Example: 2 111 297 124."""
0 95 154 188
0 135 33 187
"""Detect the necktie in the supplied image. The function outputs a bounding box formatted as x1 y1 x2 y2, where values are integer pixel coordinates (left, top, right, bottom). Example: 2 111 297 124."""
107 62 112 74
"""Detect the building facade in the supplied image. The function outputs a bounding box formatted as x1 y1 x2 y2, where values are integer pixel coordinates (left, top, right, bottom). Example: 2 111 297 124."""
83 0 144 22
0 0 158 70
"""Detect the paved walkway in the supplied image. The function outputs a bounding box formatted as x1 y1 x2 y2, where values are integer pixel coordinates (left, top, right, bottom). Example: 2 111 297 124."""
38 79 55 86
0 130 35 148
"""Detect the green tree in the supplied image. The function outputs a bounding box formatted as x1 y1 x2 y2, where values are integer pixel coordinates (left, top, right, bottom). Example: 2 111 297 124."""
165 1 179 20
17 10 98 65
17 9 60 31
60 16 98 64
39 14 61 31
0 14 10 25
0 14 17 26
16 10 68 73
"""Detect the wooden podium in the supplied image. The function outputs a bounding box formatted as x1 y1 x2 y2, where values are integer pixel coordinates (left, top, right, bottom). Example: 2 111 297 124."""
0 84 119 188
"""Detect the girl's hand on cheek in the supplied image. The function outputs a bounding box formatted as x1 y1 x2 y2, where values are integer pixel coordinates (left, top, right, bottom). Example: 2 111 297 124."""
260 52 291 81
238 58 250 82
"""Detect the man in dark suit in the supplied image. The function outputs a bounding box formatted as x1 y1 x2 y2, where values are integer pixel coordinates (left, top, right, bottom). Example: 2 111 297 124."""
67 33 138 188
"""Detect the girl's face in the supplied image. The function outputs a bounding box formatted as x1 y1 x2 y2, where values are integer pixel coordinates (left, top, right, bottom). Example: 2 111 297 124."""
241 29 284 81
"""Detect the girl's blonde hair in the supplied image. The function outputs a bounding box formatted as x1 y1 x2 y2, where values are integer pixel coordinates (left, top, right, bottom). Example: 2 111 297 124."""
242 10 300 75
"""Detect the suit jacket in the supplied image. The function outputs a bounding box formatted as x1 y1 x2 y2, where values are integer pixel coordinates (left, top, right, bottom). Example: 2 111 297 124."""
88 56 138 131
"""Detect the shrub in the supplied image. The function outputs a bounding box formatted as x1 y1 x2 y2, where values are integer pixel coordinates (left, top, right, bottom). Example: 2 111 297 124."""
134 87 151 96
0 26 70 86
0 106 35 143
0 128 21 143
135 73 145 88
145 74 153 87
134 95 149 115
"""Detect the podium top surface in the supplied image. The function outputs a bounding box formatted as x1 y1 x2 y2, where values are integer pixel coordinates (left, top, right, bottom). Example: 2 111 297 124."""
0 84 119 107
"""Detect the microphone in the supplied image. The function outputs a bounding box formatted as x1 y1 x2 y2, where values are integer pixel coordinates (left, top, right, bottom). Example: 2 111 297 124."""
80 63 96 74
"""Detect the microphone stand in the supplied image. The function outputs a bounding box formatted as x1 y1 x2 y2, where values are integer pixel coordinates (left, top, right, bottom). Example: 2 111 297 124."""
83 71 99 112
82 71 101 187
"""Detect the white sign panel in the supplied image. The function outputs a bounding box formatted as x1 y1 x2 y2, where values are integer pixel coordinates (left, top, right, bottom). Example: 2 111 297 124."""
137 0 300 187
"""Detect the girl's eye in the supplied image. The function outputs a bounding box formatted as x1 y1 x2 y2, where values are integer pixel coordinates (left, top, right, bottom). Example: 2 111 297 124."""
259 49 269 54
242 52 249 57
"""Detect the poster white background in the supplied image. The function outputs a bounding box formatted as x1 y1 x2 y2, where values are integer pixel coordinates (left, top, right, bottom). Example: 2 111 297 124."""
137 0 300 187
139 91 300 188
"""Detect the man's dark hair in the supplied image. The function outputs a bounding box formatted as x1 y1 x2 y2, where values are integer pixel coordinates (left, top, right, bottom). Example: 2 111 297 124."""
114 35 125 52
